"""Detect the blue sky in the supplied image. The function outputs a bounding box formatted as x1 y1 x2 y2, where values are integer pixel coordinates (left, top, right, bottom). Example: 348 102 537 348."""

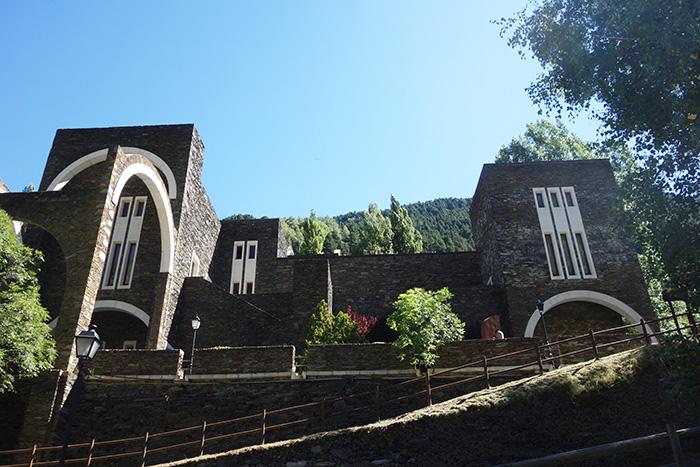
0 1 603 219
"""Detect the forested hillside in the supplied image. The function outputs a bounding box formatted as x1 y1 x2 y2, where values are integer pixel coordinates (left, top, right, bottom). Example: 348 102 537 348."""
223 197 474 255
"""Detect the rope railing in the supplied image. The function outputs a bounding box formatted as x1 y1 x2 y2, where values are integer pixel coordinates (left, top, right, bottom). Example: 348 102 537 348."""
1 314 695 467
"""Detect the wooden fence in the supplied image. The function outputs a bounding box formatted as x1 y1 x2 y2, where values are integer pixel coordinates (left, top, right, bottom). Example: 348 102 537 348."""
1 314 696 467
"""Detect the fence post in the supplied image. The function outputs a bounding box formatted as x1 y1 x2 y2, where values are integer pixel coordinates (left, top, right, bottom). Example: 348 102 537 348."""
375 386 381 422
86 439 95 466
666 423 686 467
535 344 544 375
199 421 207 457
260 410 267 445
482 355 490 389
589 329 599 359
27 444 37 467
321 398 326 431
425 372 432 407
641 319 651 345
140 432 149 467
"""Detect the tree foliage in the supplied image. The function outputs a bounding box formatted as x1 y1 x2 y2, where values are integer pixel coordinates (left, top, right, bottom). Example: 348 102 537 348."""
298 210 329 255
305 300 365 345
499 0 700 193
657 334 700 415
358 203 394 255
496 119 599 163
388 287 465 368
229 196 473 255
0 209 56 392
390 195 423 254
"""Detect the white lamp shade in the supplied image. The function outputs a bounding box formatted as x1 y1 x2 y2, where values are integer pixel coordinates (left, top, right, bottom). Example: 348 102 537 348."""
75 326 101 360
191 316 201 330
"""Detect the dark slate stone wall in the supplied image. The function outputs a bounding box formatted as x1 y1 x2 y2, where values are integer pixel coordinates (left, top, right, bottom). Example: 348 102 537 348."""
209 218 291 294
192 346 295 374
306 339 541 372
325 252 508 338
164 127 221 344
470 160 654 336
90 349 184 377
169 277 296 350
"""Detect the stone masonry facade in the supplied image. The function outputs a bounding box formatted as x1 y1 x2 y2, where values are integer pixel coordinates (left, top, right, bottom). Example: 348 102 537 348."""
0 125 654 452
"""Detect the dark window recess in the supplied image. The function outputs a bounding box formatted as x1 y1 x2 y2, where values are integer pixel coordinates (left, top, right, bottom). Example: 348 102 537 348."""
232 282 240 294
122 243 137 285
121 202 130 217
246 282 254 294
565 191 574 207
544 234 560 277
560 234 575 276
106 243 122 286
249 245 256 259
536 193 545 208
576 233 592 275
550 192 560 208
136 201 145 216
236 245 243 260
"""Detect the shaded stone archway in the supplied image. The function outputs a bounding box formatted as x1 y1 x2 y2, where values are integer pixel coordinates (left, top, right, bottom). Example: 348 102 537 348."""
524 290 654 339
0 146 175 373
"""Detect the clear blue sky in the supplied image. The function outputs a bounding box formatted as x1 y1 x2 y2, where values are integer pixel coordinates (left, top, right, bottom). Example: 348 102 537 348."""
0 1 602 219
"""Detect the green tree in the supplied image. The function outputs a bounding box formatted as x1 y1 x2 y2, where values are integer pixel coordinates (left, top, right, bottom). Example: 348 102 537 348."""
499 0 700 192
281 217 303 254
298 210 329 255
305 300 364 345
388 287 465 368
358 203 393 255
496 119 598 163
499 1 700 307
0 209 56 392
390 195 423 254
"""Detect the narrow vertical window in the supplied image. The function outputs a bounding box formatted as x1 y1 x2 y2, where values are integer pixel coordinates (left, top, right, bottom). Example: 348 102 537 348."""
106 243 122 286
576 233 592 275
249 245 256 259
236 245 243 260
232 282 240 294
136 201 145 216
565 191 574 207
544 234 560 277
121 242 137 285
550 192 560 208
536 193 545 208
560 233 575 276
246 282 254 294
121 202 130 217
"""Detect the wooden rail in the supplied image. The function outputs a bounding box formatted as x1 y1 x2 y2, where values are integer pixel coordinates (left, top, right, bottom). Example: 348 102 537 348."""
1 314 696 467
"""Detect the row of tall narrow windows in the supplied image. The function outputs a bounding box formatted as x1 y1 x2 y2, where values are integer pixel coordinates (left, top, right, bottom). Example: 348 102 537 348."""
102 196 147 289
230 240 257 294
533 187 596 280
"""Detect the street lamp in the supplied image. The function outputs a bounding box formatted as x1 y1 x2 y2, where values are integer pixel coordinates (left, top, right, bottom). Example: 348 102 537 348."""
60 325 101 467
536 300 557 369
189 315 200 376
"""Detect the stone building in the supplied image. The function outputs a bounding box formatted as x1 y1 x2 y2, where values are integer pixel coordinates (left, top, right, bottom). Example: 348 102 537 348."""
0 124 654 449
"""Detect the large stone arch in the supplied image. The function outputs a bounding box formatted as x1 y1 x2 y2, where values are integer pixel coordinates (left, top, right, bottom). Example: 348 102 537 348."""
110 161 175 273
46 147 178 199
524 290 654 338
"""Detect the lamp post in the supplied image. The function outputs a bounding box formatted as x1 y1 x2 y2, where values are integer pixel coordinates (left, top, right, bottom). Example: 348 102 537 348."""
536 300 556 369
60 324 101 467
189 315 200 376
